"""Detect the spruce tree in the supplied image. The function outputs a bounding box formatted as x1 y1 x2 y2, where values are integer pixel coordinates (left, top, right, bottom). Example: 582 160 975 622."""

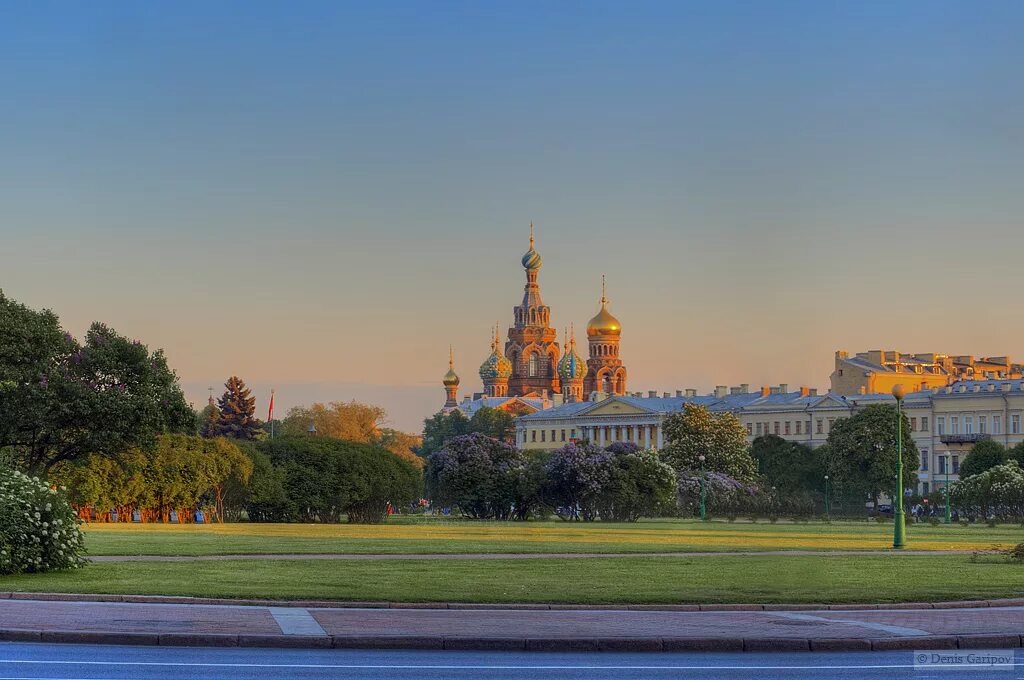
212 376 258 440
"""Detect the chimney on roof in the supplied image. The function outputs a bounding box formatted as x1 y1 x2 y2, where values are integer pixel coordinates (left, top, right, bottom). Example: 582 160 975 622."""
676 390 683 397
714 385 728 399
761 385 771 397
663 392 671 398
648 390 657 398
987 384 996 392
463 395 470 402
740 383 750 394
809 388 818 396
730 387 741 395
858 386 866 395
1003 383 1012 392
769 386 781 395
779 383 788 394
685 389 697 398
800 385 810 397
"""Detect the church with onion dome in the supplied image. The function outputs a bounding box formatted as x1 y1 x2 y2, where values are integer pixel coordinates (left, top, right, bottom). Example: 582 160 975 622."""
441 224 628 414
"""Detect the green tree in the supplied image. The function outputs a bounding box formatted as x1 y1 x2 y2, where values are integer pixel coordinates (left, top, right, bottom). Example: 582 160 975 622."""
377 428 424 469
281 401 385 441
825 404 918 505
468 407 516 443
958 440 1008 479
419 410 470 458
660 404 757 482
210 377 259 440
1011 442 1024 467
0 292 194 473
751 435 825 495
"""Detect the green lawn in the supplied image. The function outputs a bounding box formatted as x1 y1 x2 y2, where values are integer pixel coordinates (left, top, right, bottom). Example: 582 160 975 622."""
81 519 1024 556
2 555 1022 604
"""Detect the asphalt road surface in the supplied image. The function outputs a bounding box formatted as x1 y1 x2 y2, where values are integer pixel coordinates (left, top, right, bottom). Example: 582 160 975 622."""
0 643 1020 680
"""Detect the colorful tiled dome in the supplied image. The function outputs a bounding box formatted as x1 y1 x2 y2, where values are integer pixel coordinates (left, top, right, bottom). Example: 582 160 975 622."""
521 223 542 270
558 333 586 381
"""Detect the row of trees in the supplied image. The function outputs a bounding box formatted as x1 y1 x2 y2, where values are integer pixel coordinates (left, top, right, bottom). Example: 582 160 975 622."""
0 291 423 525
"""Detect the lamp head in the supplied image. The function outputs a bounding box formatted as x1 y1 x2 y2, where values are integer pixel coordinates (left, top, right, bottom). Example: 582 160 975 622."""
891 384 906 400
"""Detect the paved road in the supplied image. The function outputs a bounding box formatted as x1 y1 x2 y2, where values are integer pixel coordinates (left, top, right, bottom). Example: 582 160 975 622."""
0 643 1019 679
89 549 971 562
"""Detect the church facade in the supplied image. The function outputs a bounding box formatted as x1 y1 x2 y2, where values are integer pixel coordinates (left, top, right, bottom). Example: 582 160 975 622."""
442 225 628 412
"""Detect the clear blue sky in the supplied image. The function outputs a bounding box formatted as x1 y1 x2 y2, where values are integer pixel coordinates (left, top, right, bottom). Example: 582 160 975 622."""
2 1 1022 430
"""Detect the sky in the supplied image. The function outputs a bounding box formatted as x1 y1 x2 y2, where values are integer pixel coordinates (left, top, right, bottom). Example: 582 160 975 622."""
1 1 1022 431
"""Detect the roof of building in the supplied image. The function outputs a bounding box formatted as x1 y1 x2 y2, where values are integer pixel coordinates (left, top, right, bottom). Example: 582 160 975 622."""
517 387 941 422
933 379 1024 398
455 396 547 417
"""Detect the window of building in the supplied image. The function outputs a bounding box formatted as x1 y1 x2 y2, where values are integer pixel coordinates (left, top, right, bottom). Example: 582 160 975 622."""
951 416 959 434
784 422 791 435
774 422 780 435
920 451 928 471
540 430 546 442
1013 414 1021 434
938 455 946 474
922 417 929 431
560 429 566 442
552 429 557 442
746 423 753 436
531 430 536 443
979 416 987 434
816 419 823 434
964 416 973 434
570 429 576 440
529 354 538 377
828 418 836 431
910 417 917 431
755 423 762 436
936 417 945 435
795 421 802 435
952 455 960 473
922 481 929 495
993 416 1002 435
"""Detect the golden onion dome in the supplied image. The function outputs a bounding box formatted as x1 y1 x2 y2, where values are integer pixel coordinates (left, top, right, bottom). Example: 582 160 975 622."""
587 276 621 336
587 302 621 336
443 347 460 386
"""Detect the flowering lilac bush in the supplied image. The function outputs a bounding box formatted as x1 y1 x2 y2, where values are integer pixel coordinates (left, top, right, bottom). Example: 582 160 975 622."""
425 433 525 519
0 469 85 574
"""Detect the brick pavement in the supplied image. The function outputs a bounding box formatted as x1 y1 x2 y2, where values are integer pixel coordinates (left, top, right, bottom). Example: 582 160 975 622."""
0 596 1020 652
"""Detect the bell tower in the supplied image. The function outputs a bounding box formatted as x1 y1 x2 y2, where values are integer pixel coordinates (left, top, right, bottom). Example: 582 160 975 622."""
506 224 561 397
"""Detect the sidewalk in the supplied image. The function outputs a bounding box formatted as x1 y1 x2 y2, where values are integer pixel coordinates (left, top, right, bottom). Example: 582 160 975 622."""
0 595 1022 652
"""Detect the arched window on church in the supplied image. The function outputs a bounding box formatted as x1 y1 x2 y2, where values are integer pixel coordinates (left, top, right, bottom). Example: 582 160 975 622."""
529 353 538 377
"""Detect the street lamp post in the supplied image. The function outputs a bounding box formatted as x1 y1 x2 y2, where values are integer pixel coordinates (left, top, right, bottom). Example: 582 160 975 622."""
824 474 830 522
944 458 952 524
698 454 707 521
892 385 907 549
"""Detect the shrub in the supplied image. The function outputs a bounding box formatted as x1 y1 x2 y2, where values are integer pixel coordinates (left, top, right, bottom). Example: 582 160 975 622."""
425 433 524 520
0 468 85 574
592 446 677 522
254 436 421 523
543 442 612 521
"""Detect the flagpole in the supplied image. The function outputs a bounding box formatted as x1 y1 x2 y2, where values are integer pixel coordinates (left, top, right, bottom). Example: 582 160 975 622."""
268 388 275 439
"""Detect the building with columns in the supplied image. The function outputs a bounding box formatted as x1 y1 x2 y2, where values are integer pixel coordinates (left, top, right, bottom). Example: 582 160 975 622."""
515 379 1024 496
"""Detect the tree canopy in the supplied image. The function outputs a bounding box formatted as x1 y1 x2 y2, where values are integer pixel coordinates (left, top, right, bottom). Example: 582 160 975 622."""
207 376 259 440
419 406 514 458
281 401 384 441
751 434 825 494
958 440 1008 479
824 404 918 504
660 404 756 482
0 292 194 473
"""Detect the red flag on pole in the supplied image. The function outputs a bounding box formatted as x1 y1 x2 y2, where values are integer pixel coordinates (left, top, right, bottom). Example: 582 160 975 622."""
268 388 275 422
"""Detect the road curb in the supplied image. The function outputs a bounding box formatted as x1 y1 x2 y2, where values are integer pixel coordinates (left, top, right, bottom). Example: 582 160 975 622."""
2 629 1021 653
2 591 1019 611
